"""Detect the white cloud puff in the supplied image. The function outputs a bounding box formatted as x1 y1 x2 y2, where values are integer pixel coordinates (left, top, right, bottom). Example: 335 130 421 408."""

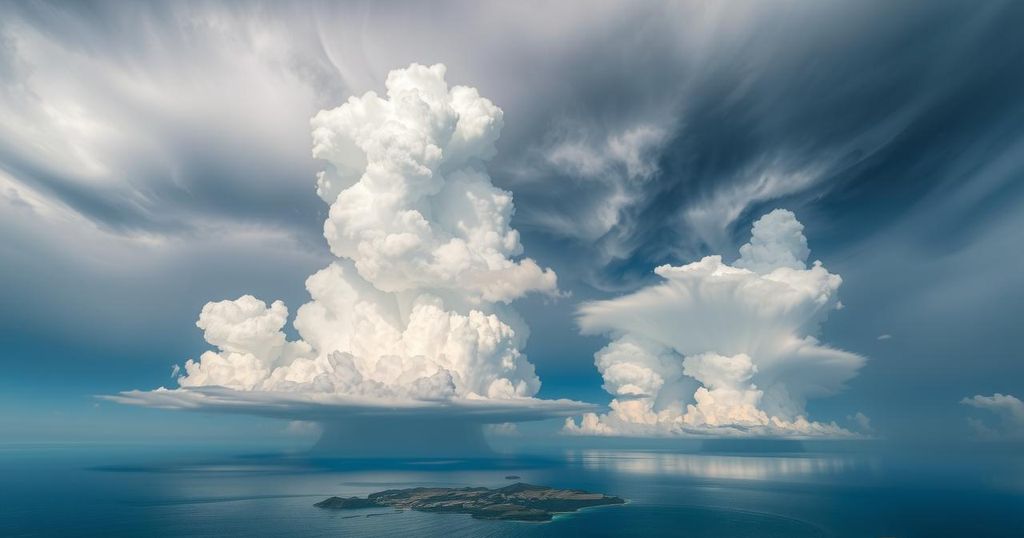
117 64 581 418
312 63 556 303
565 209 865 437
734 209 811 274
178 274 541 400
849 411 873 433
961 393 1024 439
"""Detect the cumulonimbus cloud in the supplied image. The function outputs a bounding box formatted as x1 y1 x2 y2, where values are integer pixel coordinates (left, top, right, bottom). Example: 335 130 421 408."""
564 209 866 438
107 64 588 423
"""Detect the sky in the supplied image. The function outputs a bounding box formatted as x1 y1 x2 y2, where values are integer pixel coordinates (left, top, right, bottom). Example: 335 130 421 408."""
1 0 1023 447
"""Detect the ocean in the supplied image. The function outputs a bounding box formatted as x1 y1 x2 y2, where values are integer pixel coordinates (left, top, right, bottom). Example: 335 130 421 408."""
1 444 1022 537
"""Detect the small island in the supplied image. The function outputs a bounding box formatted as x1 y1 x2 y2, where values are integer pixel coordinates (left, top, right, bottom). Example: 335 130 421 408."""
315 483 625 522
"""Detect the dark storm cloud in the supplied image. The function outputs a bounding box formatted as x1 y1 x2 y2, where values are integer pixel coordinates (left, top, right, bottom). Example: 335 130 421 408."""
494 0 1024 292
2 1 1021 271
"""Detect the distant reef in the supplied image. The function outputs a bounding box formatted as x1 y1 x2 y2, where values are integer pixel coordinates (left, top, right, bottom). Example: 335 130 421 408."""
315 483 625 522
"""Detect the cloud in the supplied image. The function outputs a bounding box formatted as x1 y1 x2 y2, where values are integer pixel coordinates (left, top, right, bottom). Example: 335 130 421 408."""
312 63 557 303
679 168 824 259
5 1 1023 444
546 124 666 182
734 209 810 274
0 3 335 238
876 334 892 341
104 386 593 423
849 412 873 433
961 393 1024 439
113 64 584 421
524 122 669 245
565 209 865 437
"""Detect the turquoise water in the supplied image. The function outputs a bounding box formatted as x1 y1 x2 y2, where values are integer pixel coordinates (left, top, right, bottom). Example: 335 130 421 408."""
2 445 1022 537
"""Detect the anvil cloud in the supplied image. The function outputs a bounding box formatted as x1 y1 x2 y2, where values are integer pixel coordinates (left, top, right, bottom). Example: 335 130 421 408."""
565 210 866 437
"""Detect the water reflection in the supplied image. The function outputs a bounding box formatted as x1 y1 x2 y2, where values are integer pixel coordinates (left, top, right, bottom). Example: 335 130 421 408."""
570 450 873 482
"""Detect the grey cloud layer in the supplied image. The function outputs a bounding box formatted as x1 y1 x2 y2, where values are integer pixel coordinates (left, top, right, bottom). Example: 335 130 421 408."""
4 1 1021 282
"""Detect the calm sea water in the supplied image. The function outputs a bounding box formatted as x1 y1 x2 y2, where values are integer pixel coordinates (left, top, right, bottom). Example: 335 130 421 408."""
1 444 1022 537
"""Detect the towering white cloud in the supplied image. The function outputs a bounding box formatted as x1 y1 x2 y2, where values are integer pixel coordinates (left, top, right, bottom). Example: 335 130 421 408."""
734 208 811 274
124 64 573 413
311 63 556 303
565 209 865 437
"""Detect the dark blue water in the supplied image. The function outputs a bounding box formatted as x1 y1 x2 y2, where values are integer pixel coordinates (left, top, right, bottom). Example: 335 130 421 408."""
1 445 1022 537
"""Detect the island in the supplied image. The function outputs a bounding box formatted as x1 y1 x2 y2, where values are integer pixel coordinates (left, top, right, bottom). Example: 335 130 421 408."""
315 483 625 522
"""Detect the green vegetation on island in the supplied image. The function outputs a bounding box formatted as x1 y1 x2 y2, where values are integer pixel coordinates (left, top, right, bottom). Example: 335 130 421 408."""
315 483 625 522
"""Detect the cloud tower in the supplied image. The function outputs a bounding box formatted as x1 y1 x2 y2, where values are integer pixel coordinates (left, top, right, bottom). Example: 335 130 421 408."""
565 210 866 438
110 64 591 455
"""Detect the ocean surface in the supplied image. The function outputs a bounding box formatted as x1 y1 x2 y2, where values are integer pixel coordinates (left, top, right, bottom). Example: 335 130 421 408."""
2 444 1022 537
